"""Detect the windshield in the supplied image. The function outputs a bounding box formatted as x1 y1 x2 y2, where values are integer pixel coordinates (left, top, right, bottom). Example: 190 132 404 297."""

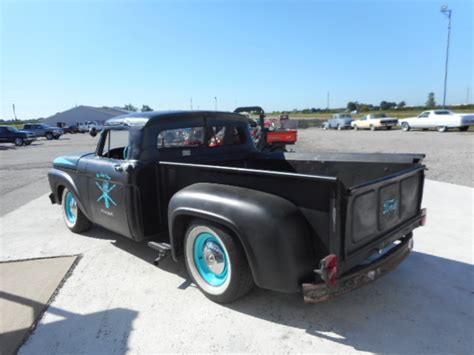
7 126 19 132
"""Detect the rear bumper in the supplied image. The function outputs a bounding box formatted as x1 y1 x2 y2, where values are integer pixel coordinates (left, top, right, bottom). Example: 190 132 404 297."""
302 235 413 303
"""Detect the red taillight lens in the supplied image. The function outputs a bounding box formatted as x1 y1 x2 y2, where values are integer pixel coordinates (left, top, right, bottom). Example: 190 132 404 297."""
321 254 338 285
421 208 427 226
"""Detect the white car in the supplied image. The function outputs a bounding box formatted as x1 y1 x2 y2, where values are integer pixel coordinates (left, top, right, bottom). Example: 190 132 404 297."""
399 110 474 132
351 113 398 131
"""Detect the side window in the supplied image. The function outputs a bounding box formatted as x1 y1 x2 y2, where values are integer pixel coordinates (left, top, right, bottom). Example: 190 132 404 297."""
157 127 204 148
100 129 130 160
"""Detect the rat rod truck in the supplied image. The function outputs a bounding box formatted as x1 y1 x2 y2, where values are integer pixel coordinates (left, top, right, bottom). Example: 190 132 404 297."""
48 111 426 304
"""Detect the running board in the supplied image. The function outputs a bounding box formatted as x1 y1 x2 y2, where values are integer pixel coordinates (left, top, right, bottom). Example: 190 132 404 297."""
147 242 171 266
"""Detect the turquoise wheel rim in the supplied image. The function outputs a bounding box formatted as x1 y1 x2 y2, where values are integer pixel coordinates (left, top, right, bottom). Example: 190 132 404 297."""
193 232 229 286
65 191 77 224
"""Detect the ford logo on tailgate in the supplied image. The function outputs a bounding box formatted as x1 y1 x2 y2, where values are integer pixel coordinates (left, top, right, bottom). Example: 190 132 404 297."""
382 199 398 215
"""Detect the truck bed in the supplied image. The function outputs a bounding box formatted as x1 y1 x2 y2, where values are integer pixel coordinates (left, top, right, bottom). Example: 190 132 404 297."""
158 152 424 276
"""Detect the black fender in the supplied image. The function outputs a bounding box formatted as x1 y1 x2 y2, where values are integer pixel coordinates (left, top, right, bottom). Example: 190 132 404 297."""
168 183 316 293
48 168 92 221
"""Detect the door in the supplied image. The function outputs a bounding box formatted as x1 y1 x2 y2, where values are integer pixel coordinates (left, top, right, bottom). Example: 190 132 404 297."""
0 127 8 143
85 128 133 238
415 112 431 128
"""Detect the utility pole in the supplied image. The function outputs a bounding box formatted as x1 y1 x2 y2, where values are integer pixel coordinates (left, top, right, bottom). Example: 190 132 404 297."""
12 104 17 120
326 92 330 110
440 5 452 108
190 98 193 110
214 97 217 111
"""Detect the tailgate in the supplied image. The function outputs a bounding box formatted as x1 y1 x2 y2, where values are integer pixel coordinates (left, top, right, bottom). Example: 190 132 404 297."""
343 167 424 258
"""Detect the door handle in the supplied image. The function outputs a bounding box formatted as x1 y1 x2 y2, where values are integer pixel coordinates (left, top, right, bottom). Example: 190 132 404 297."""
114 164 124 172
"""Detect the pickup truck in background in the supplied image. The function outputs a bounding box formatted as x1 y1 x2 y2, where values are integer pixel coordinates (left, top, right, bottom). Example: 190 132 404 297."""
0 126 36 146
48 111 426 304
351 113 398 131
399 110 474 132
322 113 354 130
23 123 63 140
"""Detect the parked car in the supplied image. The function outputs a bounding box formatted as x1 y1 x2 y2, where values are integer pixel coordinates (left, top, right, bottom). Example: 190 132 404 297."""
322 113 353 130
23 123 63 140
0 126 36 146
49 110 426 304
77 120 103 135
351 113 398 131
399 110 474 132
57 122 78 134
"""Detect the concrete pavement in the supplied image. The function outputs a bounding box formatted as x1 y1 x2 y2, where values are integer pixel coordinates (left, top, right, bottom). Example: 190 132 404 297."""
0 256 78 354
0 179 472 353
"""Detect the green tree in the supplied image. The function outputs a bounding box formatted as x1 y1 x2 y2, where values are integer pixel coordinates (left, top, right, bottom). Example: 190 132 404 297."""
124 103 138 112
347 102 358 112
397 101 406 109
141 105 153 112
426 92 436 108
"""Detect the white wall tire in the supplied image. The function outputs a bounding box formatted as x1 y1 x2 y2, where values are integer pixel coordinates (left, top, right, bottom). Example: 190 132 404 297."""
184 219 254 303
61 188 92 233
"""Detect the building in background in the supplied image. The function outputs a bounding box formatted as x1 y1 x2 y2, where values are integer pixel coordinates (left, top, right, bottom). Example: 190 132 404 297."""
42 106 131 127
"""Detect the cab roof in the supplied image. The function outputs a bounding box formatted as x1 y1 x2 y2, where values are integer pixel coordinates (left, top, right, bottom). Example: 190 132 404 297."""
105 110 248 128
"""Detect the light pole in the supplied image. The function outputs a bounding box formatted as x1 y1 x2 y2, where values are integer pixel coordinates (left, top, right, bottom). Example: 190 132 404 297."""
440 5 452 108
214 97 217 111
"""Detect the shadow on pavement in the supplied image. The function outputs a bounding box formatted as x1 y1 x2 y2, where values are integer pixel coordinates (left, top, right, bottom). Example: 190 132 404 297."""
0 291 137 355
78 226 473 353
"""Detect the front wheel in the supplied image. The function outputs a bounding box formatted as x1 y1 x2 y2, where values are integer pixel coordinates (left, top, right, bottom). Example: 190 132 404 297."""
370 124 376 131
437 126 448 133
337 124 342 131
61 188 92 233
46 132 53 140
53 136 60 140
14 138 24 146
353 125 358 130
401 122 410 132
184 219 254 303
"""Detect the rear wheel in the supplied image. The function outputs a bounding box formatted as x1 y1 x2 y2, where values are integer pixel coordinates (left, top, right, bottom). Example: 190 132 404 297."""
322 123 328 130
61 188 92 233
401 122 410 132
437 126 448 133
337 124 342 131
184 219 254 303
386 126 392 130
46 132 53 140
459 126 469 132
370 124 376 131
14 138 24 146
353 125 358 130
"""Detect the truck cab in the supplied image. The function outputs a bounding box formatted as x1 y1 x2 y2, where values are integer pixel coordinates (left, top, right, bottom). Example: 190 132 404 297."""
48 110 426 304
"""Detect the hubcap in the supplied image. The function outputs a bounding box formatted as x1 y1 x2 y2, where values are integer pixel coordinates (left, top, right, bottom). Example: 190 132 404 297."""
194 232 228 286
65 192 77 223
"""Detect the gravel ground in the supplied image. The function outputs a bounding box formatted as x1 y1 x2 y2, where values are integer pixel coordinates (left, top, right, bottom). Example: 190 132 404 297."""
0 128 472 216
294 128 473 187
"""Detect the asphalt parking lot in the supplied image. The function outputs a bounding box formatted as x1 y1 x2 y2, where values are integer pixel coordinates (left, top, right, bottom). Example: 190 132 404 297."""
0 129 473 353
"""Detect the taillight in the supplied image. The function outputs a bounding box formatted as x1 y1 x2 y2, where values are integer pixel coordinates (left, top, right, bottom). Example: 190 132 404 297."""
316 254 338 285
421 208 427 226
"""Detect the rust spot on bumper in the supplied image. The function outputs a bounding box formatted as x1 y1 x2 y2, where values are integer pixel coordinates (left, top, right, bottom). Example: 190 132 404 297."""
302 236 412 304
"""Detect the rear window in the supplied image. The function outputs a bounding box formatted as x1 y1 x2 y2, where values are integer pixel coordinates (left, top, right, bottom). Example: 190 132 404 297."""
158 125 246 149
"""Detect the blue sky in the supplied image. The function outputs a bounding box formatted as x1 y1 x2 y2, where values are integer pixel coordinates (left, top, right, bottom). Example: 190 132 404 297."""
1 0 473 119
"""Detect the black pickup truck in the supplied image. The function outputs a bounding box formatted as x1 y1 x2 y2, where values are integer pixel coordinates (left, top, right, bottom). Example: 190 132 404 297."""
48 111 426 303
